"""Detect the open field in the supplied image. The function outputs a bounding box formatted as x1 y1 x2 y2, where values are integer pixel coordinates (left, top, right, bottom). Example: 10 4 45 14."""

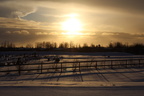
0 51 144 96
0 51 144 85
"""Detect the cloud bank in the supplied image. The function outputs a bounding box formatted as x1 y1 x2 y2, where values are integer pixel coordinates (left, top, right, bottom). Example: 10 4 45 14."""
0 0 143 46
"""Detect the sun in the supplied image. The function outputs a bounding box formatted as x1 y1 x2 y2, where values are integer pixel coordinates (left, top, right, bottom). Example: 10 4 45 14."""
61 14 83 35
62 18 82 33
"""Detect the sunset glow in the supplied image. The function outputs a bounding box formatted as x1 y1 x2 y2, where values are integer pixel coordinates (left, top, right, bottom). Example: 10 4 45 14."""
61 14 83 35
0 0 144 46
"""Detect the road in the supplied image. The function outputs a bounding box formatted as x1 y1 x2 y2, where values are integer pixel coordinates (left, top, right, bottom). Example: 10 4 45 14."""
0 86 144 96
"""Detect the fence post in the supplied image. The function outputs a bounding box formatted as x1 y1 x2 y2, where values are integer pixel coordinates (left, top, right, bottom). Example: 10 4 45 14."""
17 58 21 75
131 59 133 67
41 62 43 74
18 64 21 75
61 63 63 72
79 62 81 71
95 61 97 69
111 60 113 69
55 63 57 71
126 60 128 68
139 59 141 68
7 65 10 74
103 61 105 69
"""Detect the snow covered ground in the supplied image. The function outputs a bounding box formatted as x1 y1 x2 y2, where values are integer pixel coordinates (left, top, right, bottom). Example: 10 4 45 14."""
0 52 144 96
0 51 144 87
0 68 144 87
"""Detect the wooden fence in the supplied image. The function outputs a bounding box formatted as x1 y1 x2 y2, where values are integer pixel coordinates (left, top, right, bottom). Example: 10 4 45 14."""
0 59 144 75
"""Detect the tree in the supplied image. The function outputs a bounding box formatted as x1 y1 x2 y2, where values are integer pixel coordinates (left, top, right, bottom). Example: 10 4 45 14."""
90 43 95 48
83 43 89 48
26 44 33 48
59 43 64 48
0 41 15 48
108 42 114 48
69 42 75 48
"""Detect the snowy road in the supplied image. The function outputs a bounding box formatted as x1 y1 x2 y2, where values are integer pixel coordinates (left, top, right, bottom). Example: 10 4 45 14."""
0 86 144 96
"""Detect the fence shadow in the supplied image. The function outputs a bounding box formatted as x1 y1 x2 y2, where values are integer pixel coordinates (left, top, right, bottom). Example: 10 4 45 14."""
1 68 144 82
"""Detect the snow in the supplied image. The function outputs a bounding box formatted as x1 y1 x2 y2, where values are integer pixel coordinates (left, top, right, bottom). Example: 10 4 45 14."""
0 51 144 88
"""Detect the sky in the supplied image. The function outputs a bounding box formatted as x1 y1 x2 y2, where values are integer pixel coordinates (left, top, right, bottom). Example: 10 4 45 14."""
0 0 144 47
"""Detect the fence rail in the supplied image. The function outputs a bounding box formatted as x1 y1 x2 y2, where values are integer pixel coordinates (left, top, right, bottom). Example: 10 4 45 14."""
0 59 144 75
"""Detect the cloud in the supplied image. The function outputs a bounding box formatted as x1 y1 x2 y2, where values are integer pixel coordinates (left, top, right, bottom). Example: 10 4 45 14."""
35 32 49 35
1 0 144 19
101 32 119 36
0 1 37 18
0 17 41 29
6 30 30 35
0 0 143 46
43 0 144 15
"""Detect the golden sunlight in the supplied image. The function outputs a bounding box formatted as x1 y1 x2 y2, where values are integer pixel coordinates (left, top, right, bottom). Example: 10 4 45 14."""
61 13 83 35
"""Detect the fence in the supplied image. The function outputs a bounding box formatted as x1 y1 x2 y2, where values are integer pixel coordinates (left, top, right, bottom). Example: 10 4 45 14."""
0 59 144 75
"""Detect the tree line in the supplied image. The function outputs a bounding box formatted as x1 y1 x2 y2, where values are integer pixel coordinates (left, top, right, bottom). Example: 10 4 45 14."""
0 41 144 54
0 41 101 49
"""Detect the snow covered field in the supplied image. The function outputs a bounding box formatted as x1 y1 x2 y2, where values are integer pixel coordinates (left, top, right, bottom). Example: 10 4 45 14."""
0 51 144 87
1 51 144 96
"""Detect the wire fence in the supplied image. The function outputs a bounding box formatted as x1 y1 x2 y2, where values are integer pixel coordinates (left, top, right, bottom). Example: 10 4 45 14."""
0 58 144 75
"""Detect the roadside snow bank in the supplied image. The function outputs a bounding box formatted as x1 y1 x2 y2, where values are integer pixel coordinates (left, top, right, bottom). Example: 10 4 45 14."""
0 81 144 87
